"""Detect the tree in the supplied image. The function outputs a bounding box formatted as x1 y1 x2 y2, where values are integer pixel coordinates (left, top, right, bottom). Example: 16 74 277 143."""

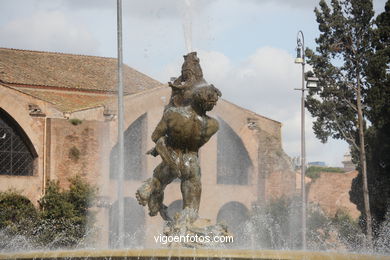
350 0 390 247
305 0 374 247
0 191 39 250
37 176 97 248
0 176 97 251
0 191 38 230
249 196 364 251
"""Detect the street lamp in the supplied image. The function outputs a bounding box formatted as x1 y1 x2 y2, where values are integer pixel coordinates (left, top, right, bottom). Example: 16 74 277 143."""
306 77 319 89
116 0 125 248
294 30 307 250
294 31 319 250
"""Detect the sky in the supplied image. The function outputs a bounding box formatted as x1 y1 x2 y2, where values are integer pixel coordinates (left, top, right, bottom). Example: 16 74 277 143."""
0 0 387 167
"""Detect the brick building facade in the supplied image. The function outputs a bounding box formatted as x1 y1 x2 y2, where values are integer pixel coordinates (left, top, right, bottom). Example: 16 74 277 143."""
0 48 297 247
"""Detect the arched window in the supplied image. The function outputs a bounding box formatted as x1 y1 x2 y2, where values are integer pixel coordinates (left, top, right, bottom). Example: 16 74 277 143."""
217 201 249 246
110 113 146 180
217 119 252 185
109 197 145 248
0 108 37 176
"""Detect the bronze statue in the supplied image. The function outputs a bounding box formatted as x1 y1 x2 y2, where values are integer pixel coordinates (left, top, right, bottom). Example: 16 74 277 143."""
136 53 221 221
167 52 207 108
136 53 229 247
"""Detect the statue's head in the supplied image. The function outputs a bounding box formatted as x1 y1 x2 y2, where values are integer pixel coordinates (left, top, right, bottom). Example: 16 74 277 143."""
192 84 222 112
182 52 203 80
183 52 199 63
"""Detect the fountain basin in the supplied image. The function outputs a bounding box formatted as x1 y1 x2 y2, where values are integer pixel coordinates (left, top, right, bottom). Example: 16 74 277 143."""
0 248 387 260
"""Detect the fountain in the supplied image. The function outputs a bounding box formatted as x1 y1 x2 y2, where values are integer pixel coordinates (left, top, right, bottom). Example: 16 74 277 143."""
0 2 388 260
0 52 388 260
1 248 388 260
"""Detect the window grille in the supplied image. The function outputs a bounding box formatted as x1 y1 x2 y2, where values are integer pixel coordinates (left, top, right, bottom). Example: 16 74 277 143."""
0 115 35 176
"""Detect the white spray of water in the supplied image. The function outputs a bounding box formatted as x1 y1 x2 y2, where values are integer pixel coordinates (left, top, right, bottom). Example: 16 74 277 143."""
182 0 193 53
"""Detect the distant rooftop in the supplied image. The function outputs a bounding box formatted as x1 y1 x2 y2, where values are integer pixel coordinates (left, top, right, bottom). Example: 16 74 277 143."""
0 48 164 112
308 161 326 167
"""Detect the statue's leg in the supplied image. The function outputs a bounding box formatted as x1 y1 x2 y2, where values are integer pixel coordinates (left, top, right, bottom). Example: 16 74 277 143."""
135 177 154 206
137 138 180 220
135 163 170 207
148 163 178 218
180 153 201 213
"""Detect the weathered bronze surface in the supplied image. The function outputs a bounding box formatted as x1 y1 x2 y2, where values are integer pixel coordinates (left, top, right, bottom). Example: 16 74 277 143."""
167 52 207 108
136 52 221 221
135 53 231 247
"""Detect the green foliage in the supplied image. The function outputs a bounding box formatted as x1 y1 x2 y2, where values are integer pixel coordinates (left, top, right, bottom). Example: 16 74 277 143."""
306 166 345 180
306 205 333 250
250 197 298 249
306 0 374 146
0 191 38 230
0 176 97 250
0 191 39 246
68 146 81 161
261 196 298 248
249 196 301 249
350 126 390 237
39 182 77 220
67 175 97 218
332 210 364 251
308 0 390 244
37 176 97 248
0 191 39 251
68 118 83 126
307 206 363 251
349 0 390 240
249 197 364 251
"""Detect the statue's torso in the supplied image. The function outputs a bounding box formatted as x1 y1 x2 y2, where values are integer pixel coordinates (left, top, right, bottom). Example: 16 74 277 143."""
164 106 218 152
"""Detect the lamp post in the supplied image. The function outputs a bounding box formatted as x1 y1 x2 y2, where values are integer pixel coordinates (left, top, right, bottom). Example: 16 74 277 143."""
295 29 307 250
294 31 318 250
116 0 125 248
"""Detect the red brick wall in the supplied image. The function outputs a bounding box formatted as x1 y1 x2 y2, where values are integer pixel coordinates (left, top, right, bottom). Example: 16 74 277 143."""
264 170 296 200
48 118 107 188
307 171 360 219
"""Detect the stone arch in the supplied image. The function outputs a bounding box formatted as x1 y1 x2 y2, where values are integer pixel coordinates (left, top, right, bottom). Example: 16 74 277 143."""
0 108 37 176
217 118 252 185
217 201 250 245
109 197 145 248
110 113 147 180
167 199 183 220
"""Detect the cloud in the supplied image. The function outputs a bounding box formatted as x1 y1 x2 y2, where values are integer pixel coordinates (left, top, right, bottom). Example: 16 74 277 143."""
160 47 300 121
58 0 215 20
159 47 348 166
0 11 99 54
246 0 317 9
211 47 301 118
0 0 349 166
197 50 232 83
246 0 386 15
